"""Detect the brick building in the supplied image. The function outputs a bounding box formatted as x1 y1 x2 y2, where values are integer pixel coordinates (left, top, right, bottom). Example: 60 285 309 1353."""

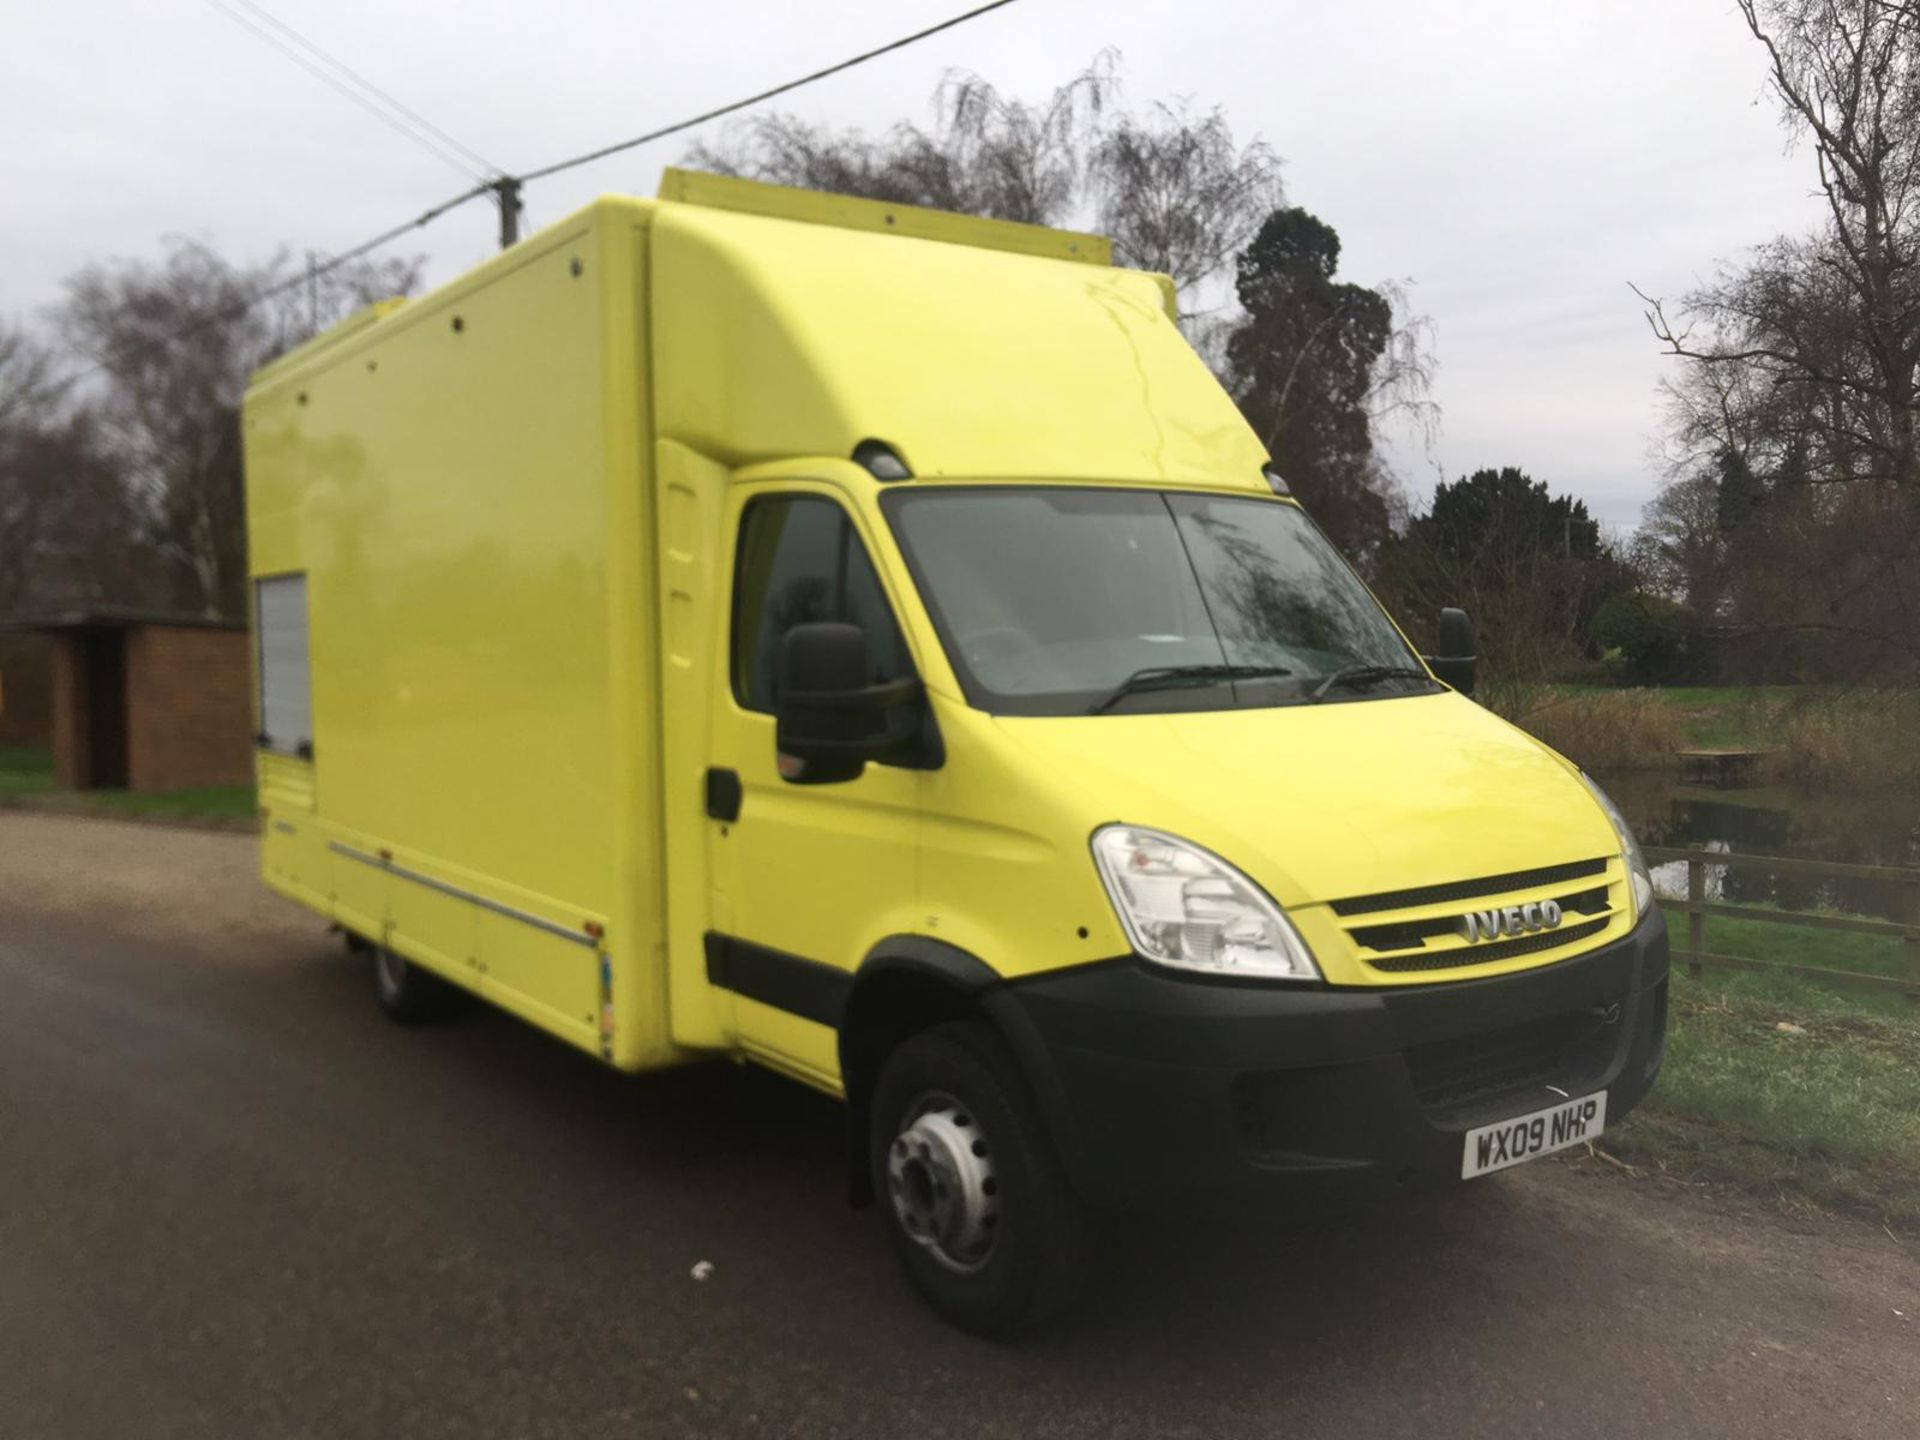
0 611 253 791
0 630 53 746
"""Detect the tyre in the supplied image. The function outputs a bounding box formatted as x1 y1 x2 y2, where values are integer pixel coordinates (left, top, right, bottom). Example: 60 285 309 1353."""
368 941 457 1024
870 1020 1094 1334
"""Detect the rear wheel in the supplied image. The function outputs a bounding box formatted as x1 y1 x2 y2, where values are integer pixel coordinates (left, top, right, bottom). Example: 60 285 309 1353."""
870 1021 1093 1334
367 941 457 1024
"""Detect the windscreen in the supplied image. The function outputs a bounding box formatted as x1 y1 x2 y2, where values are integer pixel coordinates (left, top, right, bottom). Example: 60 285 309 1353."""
884 487 1432 715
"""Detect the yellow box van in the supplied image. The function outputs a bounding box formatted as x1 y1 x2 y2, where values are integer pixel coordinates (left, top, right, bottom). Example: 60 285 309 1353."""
243 169 1667 1333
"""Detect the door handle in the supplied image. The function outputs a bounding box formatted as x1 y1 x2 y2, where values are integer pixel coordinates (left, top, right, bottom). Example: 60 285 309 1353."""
705 767 743 822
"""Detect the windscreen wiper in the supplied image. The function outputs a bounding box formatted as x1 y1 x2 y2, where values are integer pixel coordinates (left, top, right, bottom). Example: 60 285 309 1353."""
1309 663 1434 703
1089 663 1294 715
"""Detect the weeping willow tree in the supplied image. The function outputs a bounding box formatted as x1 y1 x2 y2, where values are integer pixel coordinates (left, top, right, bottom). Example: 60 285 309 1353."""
686 52 1282 312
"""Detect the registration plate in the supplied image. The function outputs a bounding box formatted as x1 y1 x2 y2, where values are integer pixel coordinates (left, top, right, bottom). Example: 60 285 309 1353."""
1461 1091 1607 1179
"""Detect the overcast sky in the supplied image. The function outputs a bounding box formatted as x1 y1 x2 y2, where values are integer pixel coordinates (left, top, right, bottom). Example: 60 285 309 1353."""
1 0 1823 527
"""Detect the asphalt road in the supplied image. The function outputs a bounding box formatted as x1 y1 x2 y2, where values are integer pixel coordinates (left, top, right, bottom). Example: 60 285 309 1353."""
1 812 1914 1439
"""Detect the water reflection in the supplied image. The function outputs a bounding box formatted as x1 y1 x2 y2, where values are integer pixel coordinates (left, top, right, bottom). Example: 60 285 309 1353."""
1590 768 1920 921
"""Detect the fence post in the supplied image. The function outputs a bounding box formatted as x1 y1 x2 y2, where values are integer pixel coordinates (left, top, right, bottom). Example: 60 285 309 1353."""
1687 854 1705 980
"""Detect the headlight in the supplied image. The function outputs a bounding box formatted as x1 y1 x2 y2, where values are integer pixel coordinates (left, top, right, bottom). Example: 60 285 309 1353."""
1579 774 1653 922
1090 825 1320 980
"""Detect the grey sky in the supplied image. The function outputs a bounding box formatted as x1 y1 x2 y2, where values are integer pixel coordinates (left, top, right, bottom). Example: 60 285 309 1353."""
2 0 1821 527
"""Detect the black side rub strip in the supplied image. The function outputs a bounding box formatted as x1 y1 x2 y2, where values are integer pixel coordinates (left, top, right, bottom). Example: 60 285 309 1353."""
705 933 851 1028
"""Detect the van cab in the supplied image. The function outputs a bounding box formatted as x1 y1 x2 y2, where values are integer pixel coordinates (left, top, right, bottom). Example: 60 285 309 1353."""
243 170 1667 1334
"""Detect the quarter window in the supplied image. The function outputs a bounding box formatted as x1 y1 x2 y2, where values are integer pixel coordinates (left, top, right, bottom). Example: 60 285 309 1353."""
255 573 313 755
731 496 913 713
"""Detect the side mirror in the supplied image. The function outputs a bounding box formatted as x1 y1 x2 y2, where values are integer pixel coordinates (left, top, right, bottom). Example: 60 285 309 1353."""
775 621 930 784
1424 607 1477 696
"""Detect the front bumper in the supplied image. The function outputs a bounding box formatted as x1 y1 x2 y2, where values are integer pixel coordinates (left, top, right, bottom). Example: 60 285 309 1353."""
1001 906 1669 1211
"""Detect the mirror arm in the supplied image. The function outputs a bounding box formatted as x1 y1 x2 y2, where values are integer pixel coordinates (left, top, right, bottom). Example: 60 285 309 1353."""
781 676 925 713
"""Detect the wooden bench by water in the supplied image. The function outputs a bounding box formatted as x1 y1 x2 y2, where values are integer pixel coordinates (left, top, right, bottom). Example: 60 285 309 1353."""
1674 748 1769 788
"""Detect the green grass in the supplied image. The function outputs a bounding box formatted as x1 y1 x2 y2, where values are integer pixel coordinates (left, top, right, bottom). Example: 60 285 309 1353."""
1606 906 1920 1225
1660 903 1920 988
1609 968 1920 1225
1667 688 1801 748
0 744 55 798
73 785 259 823
0 746 254 822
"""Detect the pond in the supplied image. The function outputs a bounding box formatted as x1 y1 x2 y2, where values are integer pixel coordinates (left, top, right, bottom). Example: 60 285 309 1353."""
1589 767 1920 924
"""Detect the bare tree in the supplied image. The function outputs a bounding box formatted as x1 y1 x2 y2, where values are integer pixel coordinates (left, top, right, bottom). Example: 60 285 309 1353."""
687 56 1116 227
0 321 68 431
1 323 74 611
0 324 152 614
0 414 149 615
1630 469 1726 611
1638 0 1920 493
58 240 421 616
1631 0 1920 678
1088 97 1283 309
1365 278 1443 450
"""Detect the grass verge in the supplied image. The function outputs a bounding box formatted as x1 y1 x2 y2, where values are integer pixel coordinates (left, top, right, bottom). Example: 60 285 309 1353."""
0 744 55 799
1611 907 1920 1226
71 785 259 823
1607 967 1920 1227
1660 903 1920 988
0 745 255 824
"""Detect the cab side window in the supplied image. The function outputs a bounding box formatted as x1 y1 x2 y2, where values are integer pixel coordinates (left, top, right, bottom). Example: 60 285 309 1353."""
731 496 914 713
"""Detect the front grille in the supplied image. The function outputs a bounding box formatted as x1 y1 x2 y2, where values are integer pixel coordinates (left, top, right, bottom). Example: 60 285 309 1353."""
1405 1006 1617 1117
1366 917 1609 973
1330 858 1610 917
1350 885 1612 954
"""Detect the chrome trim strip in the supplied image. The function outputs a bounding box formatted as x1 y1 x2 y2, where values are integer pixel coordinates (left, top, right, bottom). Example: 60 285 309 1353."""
327 840 596 948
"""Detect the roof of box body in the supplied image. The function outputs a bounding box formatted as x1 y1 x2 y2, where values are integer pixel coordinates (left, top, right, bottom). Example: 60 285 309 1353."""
649 199 1269 486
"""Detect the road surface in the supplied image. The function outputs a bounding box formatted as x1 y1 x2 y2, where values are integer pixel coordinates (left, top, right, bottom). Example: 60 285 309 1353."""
0 812 1913 1438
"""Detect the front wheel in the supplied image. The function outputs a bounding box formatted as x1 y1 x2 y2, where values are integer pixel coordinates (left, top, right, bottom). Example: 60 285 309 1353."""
870 1021 1093 1334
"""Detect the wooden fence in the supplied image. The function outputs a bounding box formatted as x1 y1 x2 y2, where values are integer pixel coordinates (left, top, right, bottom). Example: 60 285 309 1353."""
1644 846 1920 999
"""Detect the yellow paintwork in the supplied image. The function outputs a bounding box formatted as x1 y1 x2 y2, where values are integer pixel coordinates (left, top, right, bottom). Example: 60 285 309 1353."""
244 172 1630 1091
656 167 1114 267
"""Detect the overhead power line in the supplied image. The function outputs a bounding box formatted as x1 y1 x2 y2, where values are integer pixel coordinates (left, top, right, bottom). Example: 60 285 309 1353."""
520 0 1022 183
220 0 505 176
198 0 502 182
11 0 1024 413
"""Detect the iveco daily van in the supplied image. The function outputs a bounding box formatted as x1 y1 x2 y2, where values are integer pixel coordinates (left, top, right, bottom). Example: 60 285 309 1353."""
243 169 1668 1332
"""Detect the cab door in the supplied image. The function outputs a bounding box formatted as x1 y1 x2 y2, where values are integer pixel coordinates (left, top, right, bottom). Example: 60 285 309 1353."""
705 485 924 1088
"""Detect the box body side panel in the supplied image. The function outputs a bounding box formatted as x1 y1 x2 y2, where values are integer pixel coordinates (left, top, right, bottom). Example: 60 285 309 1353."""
243 207 676 1068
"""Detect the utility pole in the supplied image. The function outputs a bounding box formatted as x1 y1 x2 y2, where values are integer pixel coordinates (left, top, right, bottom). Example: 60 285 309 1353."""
493 177 524 249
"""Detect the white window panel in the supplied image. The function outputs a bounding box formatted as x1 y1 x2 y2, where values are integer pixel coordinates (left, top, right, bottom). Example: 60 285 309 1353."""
256 574 312 755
